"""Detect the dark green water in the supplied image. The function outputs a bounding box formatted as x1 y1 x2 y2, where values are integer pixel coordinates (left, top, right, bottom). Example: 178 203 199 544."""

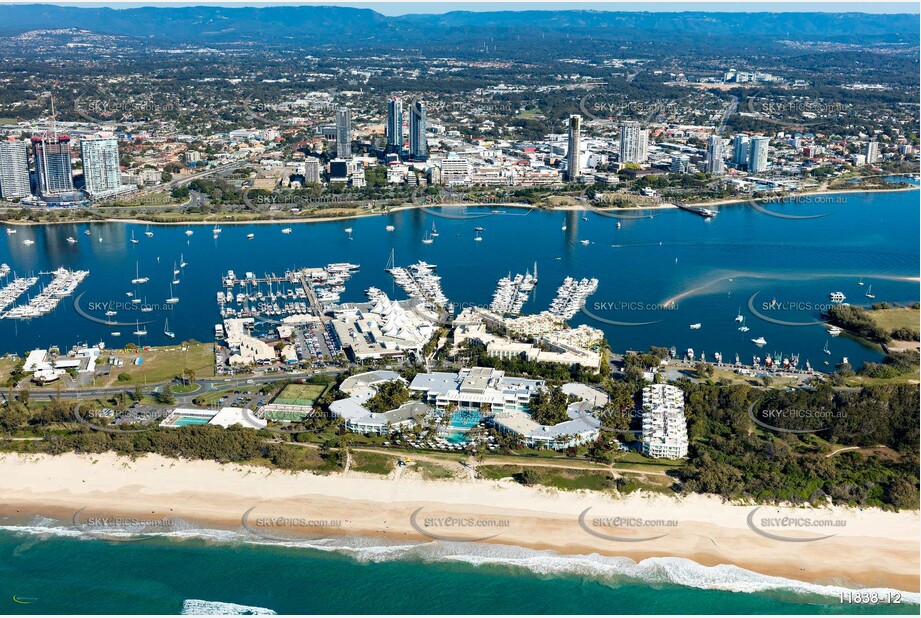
0 528 917 614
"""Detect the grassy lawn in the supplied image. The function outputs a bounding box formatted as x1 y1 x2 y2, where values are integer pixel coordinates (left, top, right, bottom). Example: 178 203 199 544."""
102 343 215 386
350 452 395 475
412 461 458 480
476 464 615 492
869 307 920 338
0 357 22 386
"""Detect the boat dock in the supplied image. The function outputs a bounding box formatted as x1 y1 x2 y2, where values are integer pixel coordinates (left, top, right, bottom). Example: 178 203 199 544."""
674 202 717 218
218 264 358 321
548 276 598 320
0 275 39 313
489 266 537 316
387 261 449 308
2 268 89 319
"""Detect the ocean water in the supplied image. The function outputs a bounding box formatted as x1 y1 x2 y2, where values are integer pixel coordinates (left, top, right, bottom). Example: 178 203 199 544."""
0 182 918 370
0 524 918 615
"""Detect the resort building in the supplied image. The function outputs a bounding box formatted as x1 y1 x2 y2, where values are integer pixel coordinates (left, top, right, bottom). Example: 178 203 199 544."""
329 294 438 361
640 384 689 459
410 367 543 416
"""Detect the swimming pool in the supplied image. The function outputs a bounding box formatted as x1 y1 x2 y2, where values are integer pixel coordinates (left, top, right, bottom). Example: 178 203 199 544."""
449 410 480 429
172 416 212 426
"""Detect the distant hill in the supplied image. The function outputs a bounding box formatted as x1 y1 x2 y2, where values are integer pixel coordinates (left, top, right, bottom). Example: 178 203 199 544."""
0 4 916 47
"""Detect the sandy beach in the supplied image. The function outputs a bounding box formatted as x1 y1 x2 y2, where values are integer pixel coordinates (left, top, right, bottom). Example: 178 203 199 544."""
0 452 917 593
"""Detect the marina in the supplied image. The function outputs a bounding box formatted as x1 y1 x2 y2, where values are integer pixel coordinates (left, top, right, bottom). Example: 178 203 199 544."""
387 256 449 308
489 264 538 316
547 276 599 320
1 268 89 320
0 184 916 368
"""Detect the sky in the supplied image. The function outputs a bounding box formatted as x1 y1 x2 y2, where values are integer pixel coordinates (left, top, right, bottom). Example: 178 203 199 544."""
6 1 919 14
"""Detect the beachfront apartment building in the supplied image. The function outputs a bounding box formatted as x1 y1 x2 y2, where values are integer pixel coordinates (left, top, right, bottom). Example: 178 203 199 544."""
641 384 689 459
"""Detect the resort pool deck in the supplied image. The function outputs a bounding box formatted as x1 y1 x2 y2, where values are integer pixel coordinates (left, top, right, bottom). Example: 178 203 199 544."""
449 410 480 429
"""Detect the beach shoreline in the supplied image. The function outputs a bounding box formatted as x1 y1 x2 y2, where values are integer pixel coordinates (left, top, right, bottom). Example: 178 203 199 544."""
1 183 917 227
0 452 917 595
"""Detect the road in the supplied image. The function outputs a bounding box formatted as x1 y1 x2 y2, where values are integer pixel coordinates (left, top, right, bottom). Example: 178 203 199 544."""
11 370 336 402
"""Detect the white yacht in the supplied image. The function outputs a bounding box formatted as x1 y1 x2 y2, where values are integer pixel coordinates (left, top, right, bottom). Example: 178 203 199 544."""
385 225 395 232
22 239 34 246
131 262 149 285
133 321 147 336
422 231 434 244
66 237 77 244
735 307 744 322
185 229 194 236
689 323 702 329
752 337 767 346
865 285 875 299
145 224 154 238
828 326 842 337
281 228 292 234
166 283 179 304
164 318 175 338
246 233 255 239
829 291 846 302
130 230 139 244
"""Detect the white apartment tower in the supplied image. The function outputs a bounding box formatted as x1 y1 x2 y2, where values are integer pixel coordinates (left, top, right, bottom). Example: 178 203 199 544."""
865 140 880 165
619 121 648 164
80 135 123 198
747 136 770 174
705 135 725 175
0 139 31 199
641 384 689 459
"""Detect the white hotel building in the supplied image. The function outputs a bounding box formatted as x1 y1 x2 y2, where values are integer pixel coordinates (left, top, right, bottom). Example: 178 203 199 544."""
641 384 689 459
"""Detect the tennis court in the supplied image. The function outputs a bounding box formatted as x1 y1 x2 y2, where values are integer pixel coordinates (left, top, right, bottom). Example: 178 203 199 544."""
271 383 329 407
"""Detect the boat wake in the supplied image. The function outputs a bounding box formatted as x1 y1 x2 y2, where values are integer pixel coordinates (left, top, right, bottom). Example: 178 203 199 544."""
181 600 276 615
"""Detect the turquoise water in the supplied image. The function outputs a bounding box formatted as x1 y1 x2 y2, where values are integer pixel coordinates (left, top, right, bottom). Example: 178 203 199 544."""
450 410 480 428
443 432 470 444
0 183 918 370
0 528 917 614
172 416 211 426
